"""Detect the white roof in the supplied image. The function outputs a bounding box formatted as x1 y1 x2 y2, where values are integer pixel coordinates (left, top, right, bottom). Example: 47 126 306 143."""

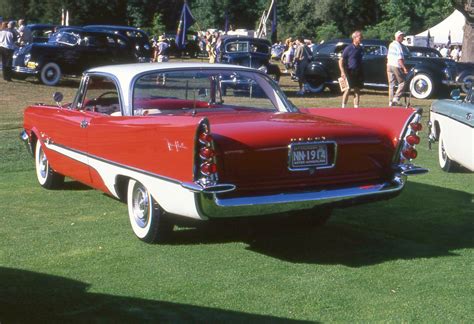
416 10 465 45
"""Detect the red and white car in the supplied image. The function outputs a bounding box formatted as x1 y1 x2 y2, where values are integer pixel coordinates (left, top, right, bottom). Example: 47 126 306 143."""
21 63 427 243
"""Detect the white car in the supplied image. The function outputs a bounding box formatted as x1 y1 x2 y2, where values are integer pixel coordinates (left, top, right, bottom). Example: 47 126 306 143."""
429 89 474 172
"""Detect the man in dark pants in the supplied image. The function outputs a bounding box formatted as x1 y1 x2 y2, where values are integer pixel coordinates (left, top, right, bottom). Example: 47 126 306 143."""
0 21 16 81
339 30 364 108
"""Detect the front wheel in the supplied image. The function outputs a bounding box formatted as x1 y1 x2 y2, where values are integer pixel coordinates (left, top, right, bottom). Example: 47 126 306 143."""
438 132 457 172
127 179 173 243
39 62 61 86
409 73 435 99
35 140 64 189
460 74 474 94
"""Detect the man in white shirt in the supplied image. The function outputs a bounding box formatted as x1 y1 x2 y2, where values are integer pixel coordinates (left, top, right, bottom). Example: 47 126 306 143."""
386 31 409 106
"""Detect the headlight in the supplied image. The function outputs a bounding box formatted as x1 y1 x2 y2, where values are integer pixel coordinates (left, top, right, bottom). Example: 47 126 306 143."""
258 66 268 74
135 45 140 50
24 53 31 65
144 44 150 50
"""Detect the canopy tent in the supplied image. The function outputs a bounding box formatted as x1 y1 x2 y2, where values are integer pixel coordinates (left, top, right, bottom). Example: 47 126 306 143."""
416 10 465 45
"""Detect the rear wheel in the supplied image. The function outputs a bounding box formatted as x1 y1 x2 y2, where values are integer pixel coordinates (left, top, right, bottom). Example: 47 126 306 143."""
305 79 325 93
35 140 64 189
127 179 173 243
438 132 457 172
410 73 435 99
39 62 61 86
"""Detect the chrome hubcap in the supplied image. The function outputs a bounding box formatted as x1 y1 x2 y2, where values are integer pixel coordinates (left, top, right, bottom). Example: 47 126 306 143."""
414 79 428 94
132 184 149 228
441 140 447 162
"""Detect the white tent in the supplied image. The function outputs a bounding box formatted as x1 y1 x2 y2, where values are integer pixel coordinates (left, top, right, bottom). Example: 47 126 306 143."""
416 10 465 45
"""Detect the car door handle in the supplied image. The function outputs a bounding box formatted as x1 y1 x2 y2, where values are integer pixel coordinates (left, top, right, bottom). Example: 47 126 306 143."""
80 120 89 128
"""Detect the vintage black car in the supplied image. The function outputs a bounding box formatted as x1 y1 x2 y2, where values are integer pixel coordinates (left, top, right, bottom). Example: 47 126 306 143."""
84 25 152 62
407 46 442 58
217 36 280 81
12 28 136 86
304 39 460 99
164 32 201 58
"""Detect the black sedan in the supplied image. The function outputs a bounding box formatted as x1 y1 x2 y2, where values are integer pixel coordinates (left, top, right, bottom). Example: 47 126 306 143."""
12 29 137 86
304 39 459 99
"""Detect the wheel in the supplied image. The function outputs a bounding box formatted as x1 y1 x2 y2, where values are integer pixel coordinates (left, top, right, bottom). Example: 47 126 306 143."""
409 73 435 99
35 140 64 189
460 74 474 94
127 179 173 243
438 132 457 172
39 62 61 86
305 79 325 93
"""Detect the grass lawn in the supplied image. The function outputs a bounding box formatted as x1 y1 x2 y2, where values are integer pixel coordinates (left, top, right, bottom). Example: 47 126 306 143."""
0 61 473 322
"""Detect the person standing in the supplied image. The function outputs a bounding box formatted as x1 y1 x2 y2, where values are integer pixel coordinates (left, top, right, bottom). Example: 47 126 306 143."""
387 31 409 106
0 21 16 81
155 35 169 62
338 30 364 108
17 19 32 45
293 36 311 95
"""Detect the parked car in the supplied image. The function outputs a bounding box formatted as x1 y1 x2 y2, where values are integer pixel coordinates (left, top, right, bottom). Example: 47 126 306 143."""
429 87 474 172
21 62 427 243
218 36 280 81
304 39 459 99
84 25 153 62
12 28 137 86
165 33 201 58
271 43 285 60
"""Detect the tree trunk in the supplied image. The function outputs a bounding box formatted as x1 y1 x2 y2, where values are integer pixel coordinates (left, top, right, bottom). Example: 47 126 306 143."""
461 22 474 62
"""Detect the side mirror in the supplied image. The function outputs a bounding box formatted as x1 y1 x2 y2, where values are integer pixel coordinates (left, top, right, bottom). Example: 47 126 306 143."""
53 92 64 107
450 89 461 101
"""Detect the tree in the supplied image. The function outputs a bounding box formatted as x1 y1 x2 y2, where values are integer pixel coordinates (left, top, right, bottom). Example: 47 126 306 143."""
452 0 474 62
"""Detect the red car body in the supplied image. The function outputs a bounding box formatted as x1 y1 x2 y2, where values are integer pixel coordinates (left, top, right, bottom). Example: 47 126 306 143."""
21 63 427 243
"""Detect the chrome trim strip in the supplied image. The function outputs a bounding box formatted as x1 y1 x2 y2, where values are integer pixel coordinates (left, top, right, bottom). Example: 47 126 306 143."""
397 164 429 176
181 182 236 193
196 175 407 218
13 66 37 75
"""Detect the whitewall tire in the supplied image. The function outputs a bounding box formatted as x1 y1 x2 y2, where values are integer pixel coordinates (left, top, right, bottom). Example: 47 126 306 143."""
438 132 456 172
410 73 434 99
35 140 64 189
127 179 173 243
461 74 474 94
39 62 62 86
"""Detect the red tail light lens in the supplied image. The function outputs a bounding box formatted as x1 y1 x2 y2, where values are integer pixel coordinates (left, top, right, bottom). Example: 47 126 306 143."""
201 162 217 175
199 133 213 144
402 147 418 159
406 134 420 145
200 147 216 159
410 122 422 132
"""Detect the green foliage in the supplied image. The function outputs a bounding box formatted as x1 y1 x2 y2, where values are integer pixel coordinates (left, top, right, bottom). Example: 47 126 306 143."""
150 12 166 37
315 23 344 43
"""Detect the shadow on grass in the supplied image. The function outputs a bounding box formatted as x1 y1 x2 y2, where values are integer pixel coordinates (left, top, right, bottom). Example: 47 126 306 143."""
168 182 473 267
0 267 308 322
61 180 93 191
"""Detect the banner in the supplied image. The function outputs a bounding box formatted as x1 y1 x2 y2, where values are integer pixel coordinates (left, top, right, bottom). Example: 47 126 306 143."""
175 1 195 49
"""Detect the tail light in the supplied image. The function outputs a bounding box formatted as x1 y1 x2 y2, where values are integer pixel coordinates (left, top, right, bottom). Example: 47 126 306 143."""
399 117 422 163
195 119 219 186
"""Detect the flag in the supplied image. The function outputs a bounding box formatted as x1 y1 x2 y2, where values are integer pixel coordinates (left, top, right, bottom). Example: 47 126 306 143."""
224 10 229 34
175 1 195 49
270 0 277 44
426 29 430 47
447 30 451 47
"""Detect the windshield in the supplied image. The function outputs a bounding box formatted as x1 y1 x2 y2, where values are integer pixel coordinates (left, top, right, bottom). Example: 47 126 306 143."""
51 32 79 46
132 69 294 115
225 41 270 54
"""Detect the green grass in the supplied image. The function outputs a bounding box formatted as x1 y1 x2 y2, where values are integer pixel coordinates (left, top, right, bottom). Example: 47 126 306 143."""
0 63 473 322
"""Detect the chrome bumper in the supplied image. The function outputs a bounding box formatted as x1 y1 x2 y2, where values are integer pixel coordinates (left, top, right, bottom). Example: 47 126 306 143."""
196 174 408 219
442 80 463 87
13 66 37 75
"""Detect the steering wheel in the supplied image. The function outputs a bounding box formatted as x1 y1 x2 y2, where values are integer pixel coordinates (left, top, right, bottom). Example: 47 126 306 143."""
96 91 119 101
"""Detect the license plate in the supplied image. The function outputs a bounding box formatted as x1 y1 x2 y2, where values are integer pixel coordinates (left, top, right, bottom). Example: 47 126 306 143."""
290 143 328 169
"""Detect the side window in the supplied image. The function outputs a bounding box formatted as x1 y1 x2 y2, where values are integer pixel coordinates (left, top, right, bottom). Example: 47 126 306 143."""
316 44 336 55
363 45 387 56
79 75 121 115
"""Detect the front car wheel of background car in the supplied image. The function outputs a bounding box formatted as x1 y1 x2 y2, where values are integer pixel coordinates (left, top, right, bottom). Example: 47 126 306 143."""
461 74 474 94
305 79 325 93
39 62 62 86
409 73 435 99
438 132 457 172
